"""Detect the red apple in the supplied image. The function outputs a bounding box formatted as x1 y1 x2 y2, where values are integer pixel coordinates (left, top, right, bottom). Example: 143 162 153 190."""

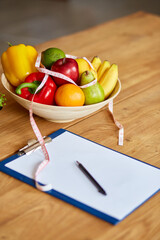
51 58 79 86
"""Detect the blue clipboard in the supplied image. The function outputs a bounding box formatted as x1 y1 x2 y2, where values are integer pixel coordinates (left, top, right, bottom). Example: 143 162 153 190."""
0 129 160 225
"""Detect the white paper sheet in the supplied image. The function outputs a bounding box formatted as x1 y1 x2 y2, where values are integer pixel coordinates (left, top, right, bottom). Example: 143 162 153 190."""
5 131 160 221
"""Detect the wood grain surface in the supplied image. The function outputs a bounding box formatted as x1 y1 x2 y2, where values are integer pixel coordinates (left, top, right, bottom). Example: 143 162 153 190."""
0 12 160 240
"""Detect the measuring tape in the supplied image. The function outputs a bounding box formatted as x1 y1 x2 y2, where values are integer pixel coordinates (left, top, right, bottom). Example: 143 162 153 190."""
29 53 124 192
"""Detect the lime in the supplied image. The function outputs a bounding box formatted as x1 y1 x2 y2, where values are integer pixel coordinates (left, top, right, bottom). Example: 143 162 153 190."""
41 48 65 69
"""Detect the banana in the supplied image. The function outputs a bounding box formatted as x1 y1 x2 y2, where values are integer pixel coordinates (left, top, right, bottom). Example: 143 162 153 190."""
91 56 102 72
97 60 110 81
99 64 118 99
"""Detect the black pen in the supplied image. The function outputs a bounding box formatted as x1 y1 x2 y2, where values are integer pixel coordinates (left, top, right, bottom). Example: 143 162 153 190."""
76 161 107 196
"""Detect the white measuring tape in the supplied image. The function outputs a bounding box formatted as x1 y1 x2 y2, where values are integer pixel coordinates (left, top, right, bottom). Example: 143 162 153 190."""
35 53 97 88
29 53 124 192
108 100 124 146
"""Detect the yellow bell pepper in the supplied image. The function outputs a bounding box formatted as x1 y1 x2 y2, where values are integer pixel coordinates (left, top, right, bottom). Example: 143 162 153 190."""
1 43 38 86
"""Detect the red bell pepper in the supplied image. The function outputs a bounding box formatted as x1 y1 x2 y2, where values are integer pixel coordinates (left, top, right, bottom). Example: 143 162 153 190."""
15 72 57 105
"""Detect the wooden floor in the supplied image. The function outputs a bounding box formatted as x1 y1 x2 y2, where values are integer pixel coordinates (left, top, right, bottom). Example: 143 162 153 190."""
0 0 160 55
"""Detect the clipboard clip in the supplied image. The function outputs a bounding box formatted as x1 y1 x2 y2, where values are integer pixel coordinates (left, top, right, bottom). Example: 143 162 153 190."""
17 136 52 156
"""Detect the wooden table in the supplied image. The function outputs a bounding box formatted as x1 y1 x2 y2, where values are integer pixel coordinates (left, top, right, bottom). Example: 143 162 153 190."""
0 12 160 240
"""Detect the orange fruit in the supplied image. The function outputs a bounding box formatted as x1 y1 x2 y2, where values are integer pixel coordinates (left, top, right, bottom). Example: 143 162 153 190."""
55 84 85 106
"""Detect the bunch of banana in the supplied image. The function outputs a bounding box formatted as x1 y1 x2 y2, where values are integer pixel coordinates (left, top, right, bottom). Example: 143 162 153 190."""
91 56 118 99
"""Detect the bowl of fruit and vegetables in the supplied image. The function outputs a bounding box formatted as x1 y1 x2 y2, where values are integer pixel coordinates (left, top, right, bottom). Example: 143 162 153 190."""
1 44 121 122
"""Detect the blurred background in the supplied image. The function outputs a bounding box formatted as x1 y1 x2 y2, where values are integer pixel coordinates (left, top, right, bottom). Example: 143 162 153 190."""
0 0 160 55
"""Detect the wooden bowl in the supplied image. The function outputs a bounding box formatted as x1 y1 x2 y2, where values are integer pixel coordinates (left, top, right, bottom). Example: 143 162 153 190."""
1 73 121 123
